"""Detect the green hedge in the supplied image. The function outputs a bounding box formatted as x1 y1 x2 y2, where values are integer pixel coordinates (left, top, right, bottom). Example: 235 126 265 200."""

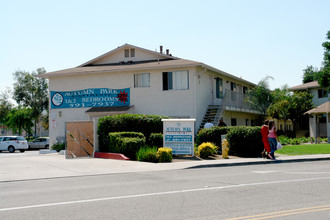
196 126 264 158
226 126 264 157
98 114 169 151
149 133 163 148
107 132 146 160
196 126 231 148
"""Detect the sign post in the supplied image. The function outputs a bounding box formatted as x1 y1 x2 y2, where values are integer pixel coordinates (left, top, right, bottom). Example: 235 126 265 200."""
162 119 195 156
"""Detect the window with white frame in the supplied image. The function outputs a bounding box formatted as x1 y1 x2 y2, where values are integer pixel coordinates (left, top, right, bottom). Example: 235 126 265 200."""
163 71 189 90
216 78 223 98
124 49 129 57
231 82 237 92
134 73 150 87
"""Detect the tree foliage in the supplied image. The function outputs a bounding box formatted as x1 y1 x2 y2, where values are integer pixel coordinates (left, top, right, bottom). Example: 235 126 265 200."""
318 31 330 92
0 89 13 124
267 86 291 129
267 86 314 133
302 65 320 83
6 107 34 135
12 68 48 135
290 91 314 130
246 76 273 118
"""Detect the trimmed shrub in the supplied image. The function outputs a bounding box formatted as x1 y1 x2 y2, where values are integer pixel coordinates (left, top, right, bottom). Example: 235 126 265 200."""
98 114 169 151
107 132 146 160
149 133 163 148
136 147 158 162
196 126 231 148
119 137 145 160
198 142 217 159
52 143 65 152
226 126 264 157
157 147 173 162
108 132 145 152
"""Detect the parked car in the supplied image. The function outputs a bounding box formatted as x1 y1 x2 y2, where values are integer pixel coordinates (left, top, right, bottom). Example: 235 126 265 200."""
0 136 29 153
28 137 49 149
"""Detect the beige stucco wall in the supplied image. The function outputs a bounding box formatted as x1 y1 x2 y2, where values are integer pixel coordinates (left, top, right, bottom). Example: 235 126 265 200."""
222 111 259 126
310 88 329 106
48 67 198 146
93 48 166 65
48 65 258 147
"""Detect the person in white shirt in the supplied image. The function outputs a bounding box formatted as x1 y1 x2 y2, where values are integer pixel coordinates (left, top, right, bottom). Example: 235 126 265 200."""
204 119 214 129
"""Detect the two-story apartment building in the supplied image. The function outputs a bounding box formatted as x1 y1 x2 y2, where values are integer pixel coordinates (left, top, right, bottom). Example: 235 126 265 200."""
39 44 261 148
290 81 329 139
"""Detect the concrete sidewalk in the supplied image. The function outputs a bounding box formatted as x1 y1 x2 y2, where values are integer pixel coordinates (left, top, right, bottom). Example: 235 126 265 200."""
1 153 330 182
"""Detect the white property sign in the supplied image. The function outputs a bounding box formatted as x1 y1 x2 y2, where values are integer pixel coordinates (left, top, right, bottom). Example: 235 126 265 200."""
162 119 195 156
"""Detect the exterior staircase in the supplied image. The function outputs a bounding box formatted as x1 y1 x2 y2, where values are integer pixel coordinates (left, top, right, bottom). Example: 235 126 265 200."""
199 105 221 130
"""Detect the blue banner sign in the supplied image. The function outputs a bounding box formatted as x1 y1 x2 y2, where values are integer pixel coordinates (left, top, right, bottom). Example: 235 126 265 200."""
51 88 130 109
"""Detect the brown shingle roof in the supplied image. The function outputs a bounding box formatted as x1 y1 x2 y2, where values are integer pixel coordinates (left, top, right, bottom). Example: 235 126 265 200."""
289 81 320 91
39 58 256 86
305 101 330 114
39 59 202 78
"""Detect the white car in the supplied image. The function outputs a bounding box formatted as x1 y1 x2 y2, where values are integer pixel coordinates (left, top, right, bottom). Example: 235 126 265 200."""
0 136 29 153
28 137 49 149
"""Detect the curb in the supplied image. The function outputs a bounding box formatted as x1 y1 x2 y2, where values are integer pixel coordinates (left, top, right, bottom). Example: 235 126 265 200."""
185 156 330 169
94 152 130 160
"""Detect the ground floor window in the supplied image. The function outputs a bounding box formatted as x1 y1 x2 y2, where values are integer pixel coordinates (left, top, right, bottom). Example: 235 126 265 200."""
134 73 150 87
231 118 237 126
163 71 189 90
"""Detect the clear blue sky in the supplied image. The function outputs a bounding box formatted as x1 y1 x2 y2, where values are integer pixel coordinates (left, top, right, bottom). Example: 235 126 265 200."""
1 0 329 92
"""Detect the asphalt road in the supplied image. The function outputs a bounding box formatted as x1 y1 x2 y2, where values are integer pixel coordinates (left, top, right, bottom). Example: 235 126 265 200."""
1 160 330 219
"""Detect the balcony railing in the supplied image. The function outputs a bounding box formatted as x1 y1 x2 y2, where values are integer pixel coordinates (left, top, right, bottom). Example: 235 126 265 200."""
221 89 258 113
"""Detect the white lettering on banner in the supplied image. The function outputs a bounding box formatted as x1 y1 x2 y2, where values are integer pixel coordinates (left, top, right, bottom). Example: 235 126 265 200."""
100 89 118 94
81 97 118 102
64 89 95 97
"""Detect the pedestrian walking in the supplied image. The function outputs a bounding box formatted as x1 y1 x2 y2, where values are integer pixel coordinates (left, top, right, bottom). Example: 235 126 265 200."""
261 120 273 159
268 121 278 159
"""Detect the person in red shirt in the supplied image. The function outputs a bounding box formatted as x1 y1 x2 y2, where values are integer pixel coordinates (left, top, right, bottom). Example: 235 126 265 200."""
261 120 273 159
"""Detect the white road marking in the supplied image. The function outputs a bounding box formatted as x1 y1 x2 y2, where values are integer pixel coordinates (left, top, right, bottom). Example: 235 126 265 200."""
252 171 278 174
1 176 330 212
285 171 330 175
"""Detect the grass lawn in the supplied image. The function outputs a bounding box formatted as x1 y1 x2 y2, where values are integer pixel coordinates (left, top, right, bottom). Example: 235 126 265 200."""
277 143 330 155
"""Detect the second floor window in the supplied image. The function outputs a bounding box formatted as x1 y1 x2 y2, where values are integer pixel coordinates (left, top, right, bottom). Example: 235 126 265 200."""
318 89 327 98
231 82 237 92
163 71 189 90
134 73 150 87
216 78 223 98
243 86 248 94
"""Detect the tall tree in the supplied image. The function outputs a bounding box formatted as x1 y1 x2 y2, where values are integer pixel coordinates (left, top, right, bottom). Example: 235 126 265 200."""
0 89 13 124
268 86 314 136
246 76 273 119
302 65 320 83
6 107 34 135
12 68 48 136
318 31 330 92
289 91 314 132
267 86 292 132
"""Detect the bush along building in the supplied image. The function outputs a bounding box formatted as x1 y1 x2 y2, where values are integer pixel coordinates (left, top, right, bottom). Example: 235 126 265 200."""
39 44 261 150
